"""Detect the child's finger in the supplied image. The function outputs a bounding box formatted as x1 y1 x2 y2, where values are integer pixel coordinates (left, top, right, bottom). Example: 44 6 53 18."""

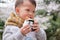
34 27 40 32
21 26 31 35
26 28 31 33
23 27 31 34
24 26 30 30
34 19 39 24
23 24 30 28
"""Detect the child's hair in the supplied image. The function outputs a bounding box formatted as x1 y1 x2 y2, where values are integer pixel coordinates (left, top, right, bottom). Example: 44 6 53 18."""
15 0 36 8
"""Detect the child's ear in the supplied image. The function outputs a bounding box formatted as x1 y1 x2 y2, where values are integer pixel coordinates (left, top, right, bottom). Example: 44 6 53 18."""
15 7 19 14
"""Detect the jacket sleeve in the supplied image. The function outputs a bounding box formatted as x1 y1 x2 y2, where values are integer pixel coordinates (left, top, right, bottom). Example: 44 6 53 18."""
2 26 24 40
36 28 47 40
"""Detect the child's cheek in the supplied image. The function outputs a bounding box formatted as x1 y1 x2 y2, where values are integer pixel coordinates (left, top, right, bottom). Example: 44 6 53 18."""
23 13 29 20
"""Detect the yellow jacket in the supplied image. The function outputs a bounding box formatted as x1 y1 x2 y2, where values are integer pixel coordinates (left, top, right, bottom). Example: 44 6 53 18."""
5 12 24 28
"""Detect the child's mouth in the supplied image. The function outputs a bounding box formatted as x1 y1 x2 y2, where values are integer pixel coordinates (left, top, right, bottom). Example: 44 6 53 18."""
26 16 32 19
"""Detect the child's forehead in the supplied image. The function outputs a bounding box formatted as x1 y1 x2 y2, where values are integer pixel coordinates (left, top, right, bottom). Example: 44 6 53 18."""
21 4 35 10
22 0 35 8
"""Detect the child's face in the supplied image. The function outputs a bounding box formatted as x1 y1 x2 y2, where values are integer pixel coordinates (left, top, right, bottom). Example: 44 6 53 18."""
16 0 35 20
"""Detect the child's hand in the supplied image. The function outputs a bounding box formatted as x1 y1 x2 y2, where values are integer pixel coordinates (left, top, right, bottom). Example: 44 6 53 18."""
32 20 40 32
20 25 31 35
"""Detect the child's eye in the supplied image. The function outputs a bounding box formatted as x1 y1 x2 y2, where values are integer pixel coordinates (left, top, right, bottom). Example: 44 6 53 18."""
26 9 30 12
33 11 35 13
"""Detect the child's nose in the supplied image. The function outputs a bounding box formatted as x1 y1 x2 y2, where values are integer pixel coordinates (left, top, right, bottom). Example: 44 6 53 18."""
29 13 32 15
29 12 34 18
29 12 34 15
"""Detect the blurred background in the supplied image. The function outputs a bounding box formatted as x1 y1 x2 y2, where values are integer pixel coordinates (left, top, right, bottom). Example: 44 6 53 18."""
0 0 60 40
